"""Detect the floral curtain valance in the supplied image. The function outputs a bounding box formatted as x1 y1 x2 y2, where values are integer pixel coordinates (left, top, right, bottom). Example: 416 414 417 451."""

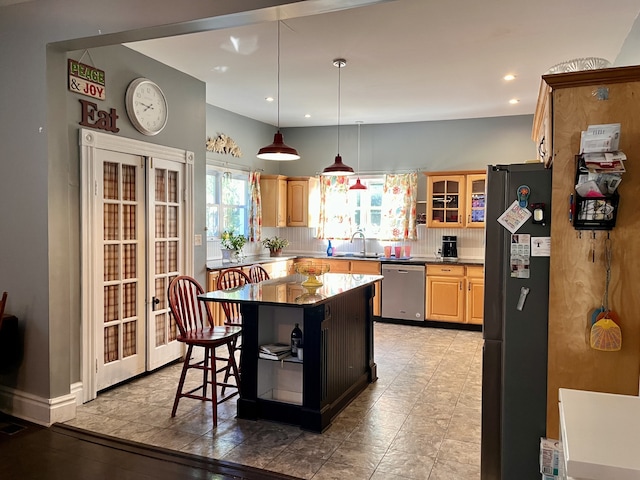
317 176 353 240
380 172 418 241
248 171 261 242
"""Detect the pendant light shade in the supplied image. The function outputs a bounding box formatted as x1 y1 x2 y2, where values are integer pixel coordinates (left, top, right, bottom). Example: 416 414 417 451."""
323 58 354 176
257 131 300 160
257 21 300 161
350 121 367 190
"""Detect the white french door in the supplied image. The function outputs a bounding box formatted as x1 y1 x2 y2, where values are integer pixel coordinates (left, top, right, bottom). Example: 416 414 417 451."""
96 150 147 390
80 129 194 401
146 157 184 371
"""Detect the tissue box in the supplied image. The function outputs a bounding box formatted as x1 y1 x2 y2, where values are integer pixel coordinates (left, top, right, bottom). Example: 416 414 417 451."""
540 438 564 477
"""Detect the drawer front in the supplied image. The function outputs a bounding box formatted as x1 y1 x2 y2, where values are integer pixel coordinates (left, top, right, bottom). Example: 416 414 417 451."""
426 265 465 276
350 260 381 274
466 266 484 278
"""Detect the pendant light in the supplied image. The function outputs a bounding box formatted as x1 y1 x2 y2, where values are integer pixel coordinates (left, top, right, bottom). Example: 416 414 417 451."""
257 21 300 161
349 121 367 190
322 58 354 176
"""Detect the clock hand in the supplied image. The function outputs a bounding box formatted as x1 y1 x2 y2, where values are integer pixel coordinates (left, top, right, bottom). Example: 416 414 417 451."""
139 102 154 111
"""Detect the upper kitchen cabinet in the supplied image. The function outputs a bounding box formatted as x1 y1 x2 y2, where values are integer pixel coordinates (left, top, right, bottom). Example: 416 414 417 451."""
532 79 553 166
287 177 319 227
425 171 486 228
261 174 287 227
427 174 465 228
465 174 486 228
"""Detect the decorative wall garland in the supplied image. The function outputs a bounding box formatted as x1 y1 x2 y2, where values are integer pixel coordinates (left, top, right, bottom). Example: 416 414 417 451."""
206 133 243 158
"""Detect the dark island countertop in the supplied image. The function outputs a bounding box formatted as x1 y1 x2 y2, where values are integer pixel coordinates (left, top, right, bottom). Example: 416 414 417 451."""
199 273 383 307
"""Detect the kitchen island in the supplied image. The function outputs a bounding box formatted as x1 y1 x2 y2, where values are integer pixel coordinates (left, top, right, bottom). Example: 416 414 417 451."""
199 272 382 432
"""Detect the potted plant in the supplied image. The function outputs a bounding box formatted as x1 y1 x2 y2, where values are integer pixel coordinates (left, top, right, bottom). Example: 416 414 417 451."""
261 236 290 257
220 230 247 262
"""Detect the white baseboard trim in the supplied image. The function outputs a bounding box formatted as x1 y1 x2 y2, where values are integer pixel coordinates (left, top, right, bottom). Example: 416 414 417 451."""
0 384 77 426
70 381 84 406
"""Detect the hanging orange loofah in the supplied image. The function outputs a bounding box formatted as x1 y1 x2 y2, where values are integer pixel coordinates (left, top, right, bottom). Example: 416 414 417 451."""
590 238 621 352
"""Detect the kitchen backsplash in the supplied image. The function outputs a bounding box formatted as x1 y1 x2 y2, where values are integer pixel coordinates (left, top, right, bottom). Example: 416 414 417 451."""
207 226 485 261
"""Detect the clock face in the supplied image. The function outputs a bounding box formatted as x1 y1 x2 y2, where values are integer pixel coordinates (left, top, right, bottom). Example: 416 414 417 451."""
125 78 168 136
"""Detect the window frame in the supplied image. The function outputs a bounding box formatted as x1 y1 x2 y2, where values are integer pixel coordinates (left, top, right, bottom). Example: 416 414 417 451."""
350 175 384 237
205 165 249 241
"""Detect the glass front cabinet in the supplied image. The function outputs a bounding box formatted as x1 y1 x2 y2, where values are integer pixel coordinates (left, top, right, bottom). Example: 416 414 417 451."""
466 174 486 228
427 175 465 228
426 172 486 228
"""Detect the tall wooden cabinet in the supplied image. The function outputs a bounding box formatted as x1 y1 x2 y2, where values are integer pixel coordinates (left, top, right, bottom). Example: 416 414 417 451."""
261 174 287 227
539 66 640 438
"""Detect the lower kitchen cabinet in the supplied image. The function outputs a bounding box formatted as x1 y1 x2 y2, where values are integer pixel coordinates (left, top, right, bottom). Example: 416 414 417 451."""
465 266 484 325
426 265 465 323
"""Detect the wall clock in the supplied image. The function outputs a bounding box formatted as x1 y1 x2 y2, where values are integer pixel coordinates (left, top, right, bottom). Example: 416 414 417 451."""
125 78 168 136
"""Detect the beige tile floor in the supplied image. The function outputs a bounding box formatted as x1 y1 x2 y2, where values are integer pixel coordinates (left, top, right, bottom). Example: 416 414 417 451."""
65 322 483 479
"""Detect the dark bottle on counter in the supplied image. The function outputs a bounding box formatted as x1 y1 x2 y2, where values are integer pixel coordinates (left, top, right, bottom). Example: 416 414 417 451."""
291 323 302 357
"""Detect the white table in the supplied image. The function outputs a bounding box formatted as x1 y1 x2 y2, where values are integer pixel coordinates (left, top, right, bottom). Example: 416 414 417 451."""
559 388 640 479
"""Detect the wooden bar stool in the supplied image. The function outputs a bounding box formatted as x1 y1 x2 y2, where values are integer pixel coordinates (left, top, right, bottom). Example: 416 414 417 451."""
168 276 241 426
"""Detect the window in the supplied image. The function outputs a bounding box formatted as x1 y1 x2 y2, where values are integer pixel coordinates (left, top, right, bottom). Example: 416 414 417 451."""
351 177 384 236
206 166 248 239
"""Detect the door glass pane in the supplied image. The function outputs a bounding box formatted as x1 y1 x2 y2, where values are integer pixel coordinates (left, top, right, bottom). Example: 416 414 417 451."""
123 282 137 319
168 171 178 203
123 165 136 201
123 205 136 240
104 204 119 241
155 241 166 274
155 206 166 237
103 163 119 200
104 325 119 363
104 285 119 322
168 206 178 237
104 245 119 281
155 314 167 347
155 277 166 310
122 321 137 357
168 241 178 272
155 169 167 202
123 244 136 279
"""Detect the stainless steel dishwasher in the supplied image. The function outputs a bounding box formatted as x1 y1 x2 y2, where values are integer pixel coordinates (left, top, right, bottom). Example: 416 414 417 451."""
381 264 425 321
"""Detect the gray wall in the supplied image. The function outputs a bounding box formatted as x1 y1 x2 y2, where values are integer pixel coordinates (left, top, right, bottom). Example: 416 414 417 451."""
278 115 537 176
206 104 281 175
61 44 206 385
0 0 307 408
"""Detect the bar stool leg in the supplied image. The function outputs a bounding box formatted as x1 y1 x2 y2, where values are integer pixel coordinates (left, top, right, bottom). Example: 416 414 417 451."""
171 344 193 417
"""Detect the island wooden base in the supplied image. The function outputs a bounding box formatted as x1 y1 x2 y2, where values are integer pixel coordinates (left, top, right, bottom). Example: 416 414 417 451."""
236 284 377 432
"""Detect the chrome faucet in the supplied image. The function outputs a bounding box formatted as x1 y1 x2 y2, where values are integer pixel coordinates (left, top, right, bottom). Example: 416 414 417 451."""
350 230 366 256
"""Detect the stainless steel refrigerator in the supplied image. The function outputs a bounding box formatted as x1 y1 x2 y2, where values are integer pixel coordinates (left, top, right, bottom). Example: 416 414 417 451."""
481 163 552 480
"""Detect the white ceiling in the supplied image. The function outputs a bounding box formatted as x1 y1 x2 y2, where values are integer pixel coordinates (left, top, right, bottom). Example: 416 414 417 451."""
125 0 640 128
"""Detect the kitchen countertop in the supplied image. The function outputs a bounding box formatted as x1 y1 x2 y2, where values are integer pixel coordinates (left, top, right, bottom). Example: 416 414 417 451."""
206 253 483 271
199 273 383 307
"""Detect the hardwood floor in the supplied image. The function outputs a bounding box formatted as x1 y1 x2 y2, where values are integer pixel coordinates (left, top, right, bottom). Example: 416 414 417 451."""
0 414 300 479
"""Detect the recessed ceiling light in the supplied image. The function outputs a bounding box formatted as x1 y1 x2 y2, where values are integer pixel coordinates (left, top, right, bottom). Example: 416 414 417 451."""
265 96 274 102
504 74 516 81
304 114 311 118
212 66 229 73
509 98 520 104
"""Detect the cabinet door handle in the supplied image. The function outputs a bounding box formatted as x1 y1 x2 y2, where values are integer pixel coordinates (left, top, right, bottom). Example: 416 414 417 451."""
459 281 463 290
468 282 471 291
442 268 450 272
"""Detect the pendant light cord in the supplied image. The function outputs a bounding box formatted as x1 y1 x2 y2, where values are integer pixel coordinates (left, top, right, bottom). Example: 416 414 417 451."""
336 61 341 154
277 20 281 130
